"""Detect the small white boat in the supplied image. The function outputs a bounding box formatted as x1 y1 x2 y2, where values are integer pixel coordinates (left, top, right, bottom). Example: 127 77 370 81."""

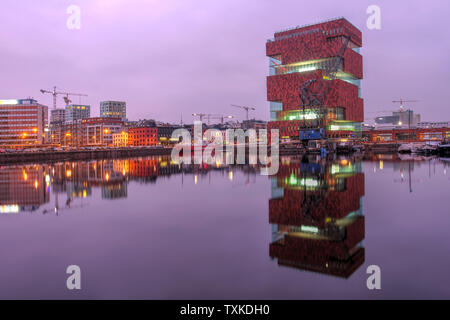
398 143 424 154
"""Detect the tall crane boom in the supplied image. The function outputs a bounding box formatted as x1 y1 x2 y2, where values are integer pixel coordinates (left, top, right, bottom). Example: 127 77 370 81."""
230 104 256 121
40 86 88 109
392 98 420 109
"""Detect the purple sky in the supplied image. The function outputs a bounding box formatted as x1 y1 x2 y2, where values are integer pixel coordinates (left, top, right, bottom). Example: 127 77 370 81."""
1 0 449 123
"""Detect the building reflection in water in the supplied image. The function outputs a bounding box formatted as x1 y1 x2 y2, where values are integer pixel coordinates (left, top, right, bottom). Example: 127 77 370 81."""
269 155 365 278
0 164 50 213
0 156 260 214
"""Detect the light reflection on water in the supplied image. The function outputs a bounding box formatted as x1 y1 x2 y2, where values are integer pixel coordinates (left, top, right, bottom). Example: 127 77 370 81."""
0 154 449 299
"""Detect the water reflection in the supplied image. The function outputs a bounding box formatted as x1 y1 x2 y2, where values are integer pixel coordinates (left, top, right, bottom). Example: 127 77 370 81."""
0 165 50 213
269 155 365 278
0 154 449 298
0 156 260 214
364 153 450 192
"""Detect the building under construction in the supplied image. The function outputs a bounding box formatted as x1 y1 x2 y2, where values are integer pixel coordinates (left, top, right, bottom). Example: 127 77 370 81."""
266 17 364 142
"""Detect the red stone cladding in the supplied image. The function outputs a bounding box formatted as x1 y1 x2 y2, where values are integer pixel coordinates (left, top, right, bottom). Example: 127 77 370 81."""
271 246 364 278
266 19 363 139
267 35 362 79
273 18 362 47
269 174 365 228
269 218 365 265
268 120 300 138
267 70 321 111
343 49 363 79
267 72 363 122
267 19 362 77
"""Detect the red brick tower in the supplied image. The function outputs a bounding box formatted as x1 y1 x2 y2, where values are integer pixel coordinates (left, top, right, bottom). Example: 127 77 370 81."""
266 18 364 141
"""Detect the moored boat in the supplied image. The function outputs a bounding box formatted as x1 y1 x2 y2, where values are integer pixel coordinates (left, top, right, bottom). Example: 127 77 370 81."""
398 143 424 154
437 141 450 156
416 144 438 155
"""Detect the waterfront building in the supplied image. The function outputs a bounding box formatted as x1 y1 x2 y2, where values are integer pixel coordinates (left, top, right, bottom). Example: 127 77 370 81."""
266 17 364 141
81 117 123 147
100 101 126 121
113 130 129 147
242 119 267 131
363 126 450 143
157 124 180 145
49 109 66 145
65 104 90 123
375 109 421 127
128 120 158 146
0 99 48 147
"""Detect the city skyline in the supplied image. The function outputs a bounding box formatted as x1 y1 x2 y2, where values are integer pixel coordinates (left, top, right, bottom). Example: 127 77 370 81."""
1 0 449 123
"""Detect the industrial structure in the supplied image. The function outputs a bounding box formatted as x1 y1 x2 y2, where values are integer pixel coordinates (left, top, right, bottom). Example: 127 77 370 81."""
266 17 364 142
40 86 87 110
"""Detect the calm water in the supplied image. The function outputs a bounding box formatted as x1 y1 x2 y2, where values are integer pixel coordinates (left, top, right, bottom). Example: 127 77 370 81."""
0 154 449 299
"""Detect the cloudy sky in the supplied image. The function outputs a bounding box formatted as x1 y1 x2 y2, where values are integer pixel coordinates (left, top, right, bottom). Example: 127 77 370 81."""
1 0 448 123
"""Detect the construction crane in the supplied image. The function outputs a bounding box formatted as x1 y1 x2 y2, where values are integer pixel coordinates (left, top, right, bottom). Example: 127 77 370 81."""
208 115 233 124
40 86 88 110
392 99 420 109
192 113 209 122
230 104 256 121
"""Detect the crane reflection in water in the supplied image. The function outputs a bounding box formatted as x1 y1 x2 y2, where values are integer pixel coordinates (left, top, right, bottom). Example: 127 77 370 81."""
269 155 366 278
